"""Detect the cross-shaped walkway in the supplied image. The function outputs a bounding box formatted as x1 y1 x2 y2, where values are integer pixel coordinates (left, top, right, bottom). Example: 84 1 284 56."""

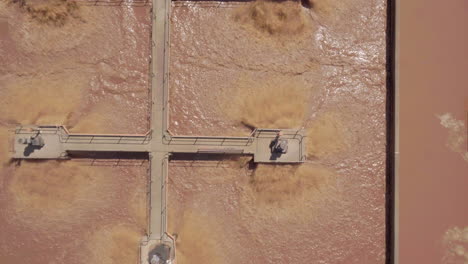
11 0 306 262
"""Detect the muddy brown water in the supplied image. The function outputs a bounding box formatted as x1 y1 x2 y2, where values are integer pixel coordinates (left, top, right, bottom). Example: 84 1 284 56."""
1 0 387 263
168 0 387 263
0 2 151 264
399 1 468 263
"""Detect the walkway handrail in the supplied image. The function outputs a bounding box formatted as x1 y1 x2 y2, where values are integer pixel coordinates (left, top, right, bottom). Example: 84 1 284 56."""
62 125 151 137
170 135 252 140
165 128 259 140
15 125 153 145
15 125 151 137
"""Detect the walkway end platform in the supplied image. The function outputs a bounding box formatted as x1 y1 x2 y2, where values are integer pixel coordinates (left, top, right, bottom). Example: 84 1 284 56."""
253 129 306 163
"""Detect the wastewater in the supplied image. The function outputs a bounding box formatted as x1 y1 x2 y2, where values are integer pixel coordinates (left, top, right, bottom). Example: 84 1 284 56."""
0 0 387 263
0 1 150 263
168 0 387 263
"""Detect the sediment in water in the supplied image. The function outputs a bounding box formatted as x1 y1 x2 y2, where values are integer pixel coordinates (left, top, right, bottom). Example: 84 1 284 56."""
0 127 11 170
233 0 311 37
170 211 226 264
8 0 80 27
250 163 336 204
0 75 84 125
306 112 352 159
224 77 310 130
86 225 142 264
8 161 106 213
0 2 150 262
437 113 468 162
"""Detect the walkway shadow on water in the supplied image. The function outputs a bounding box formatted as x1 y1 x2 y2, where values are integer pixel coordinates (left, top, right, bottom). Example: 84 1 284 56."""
170 153 255 168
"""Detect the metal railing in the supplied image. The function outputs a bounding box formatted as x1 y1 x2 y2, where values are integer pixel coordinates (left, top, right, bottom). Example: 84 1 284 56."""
163 128 304 147
164 135 254 146
172 0 251 8
148 153 170 240
61 134 151 145
254 128 305 140
162 232 177 261
14 125 62 135
14 125 152 145
196 148 244 153
73 0 151 6
69 159 148 166
60 126 151 145
160 154 169 238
